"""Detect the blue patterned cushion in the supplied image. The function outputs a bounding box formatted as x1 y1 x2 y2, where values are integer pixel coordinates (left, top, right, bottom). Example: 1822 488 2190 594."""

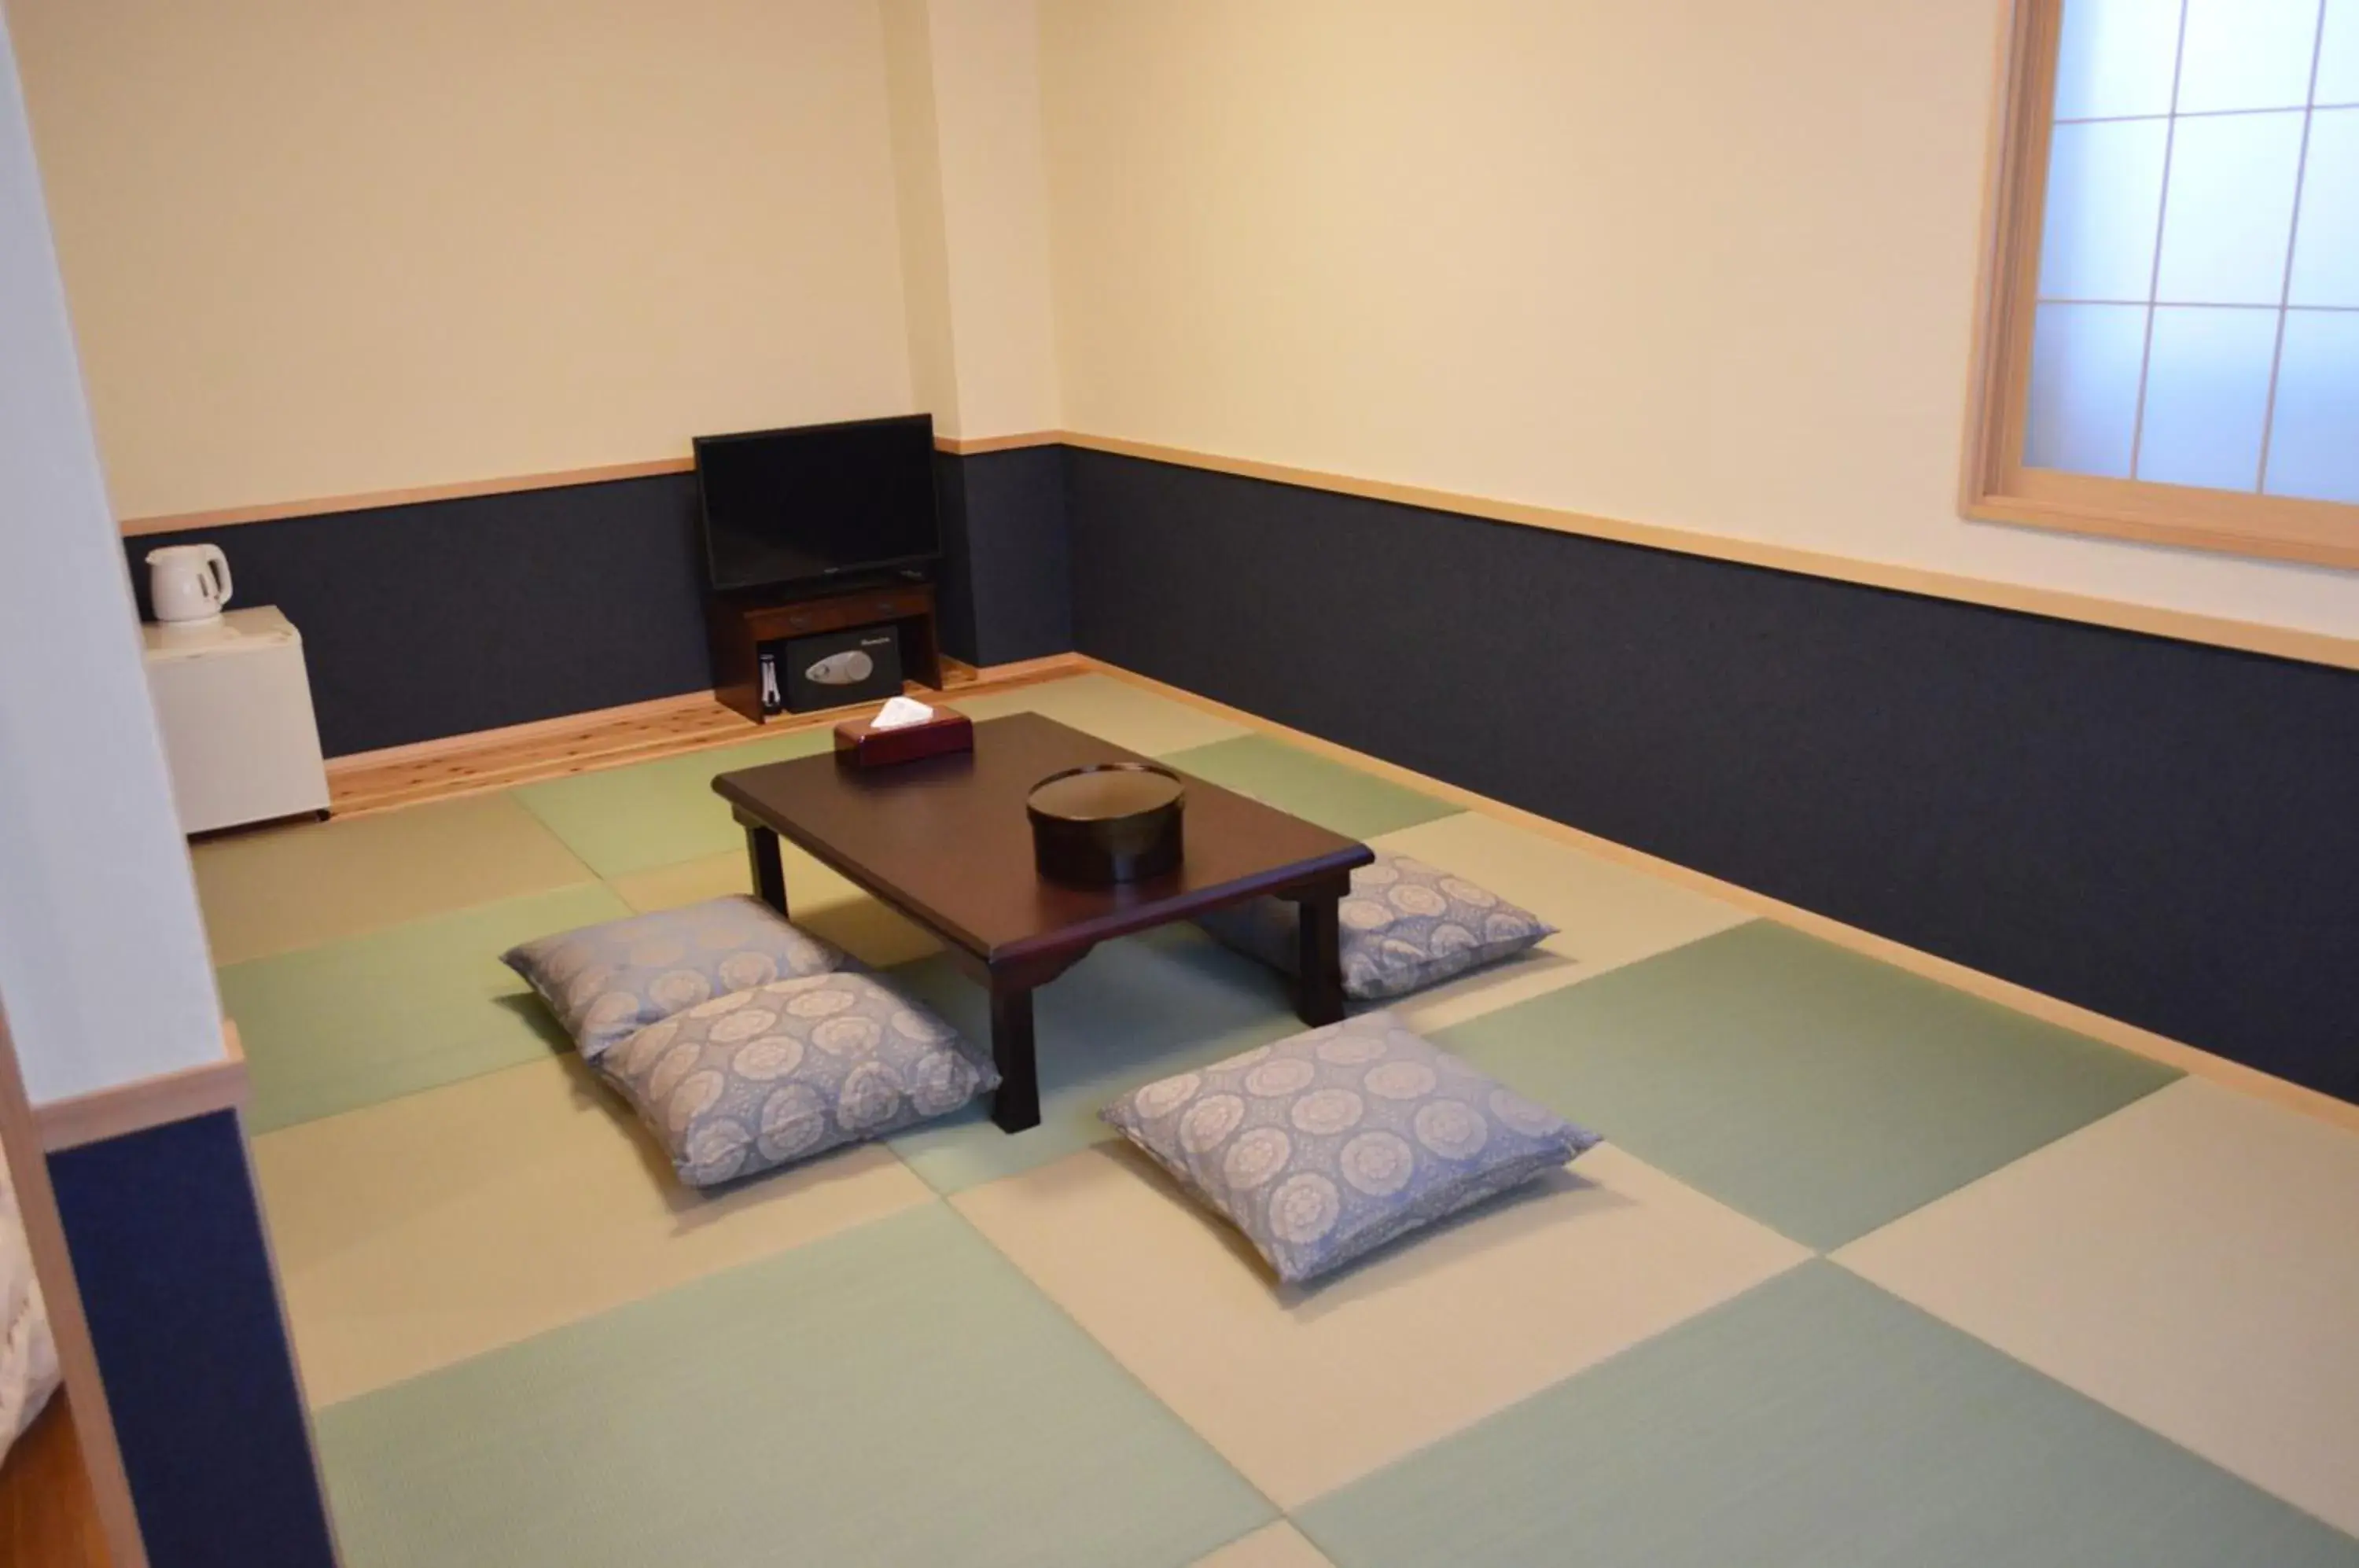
502 895 850 1061
598 972 998 1187
1101 1013 1599 1285
1196 852 1556 1001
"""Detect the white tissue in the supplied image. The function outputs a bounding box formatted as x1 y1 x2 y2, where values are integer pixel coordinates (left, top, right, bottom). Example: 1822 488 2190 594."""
870 695 936 731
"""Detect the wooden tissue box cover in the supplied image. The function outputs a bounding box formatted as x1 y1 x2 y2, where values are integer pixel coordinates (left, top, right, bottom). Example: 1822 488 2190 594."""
833 706 973 768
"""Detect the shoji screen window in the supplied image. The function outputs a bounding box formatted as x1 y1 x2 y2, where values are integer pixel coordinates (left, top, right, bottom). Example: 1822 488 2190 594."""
1966 0 2359 567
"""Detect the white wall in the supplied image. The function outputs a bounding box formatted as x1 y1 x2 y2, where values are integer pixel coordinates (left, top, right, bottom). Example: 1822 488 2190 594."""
0 9 226 1104
882 0 1061 439
926 0 1061 437
1037 0 2359 639
881 0 966 429
10 0 917 521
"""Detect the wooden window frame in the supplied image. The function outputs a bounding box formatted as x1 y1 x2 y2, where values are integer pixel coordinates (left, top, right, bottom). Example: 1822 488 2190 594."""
1961 0 2359 572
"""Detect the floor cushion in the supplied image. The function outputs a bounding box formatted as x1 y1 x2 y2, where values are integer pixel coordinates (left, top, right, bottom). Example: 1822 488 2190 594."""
1101 1011 1599 1284
502 894 848 1060
1196 852 1555 1001
598 972 999 1187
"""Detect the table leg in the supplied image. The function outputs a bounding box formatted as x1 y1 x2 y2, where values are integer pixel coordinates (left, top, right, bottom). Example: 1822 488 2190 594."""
988 985 1041 1132
744 823 788 916
1296 888 1345 1026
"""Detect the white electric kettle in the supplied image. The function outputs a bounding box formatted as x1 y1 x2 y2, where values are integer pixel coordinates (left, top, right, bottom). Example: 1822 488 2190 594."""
147 543 234 624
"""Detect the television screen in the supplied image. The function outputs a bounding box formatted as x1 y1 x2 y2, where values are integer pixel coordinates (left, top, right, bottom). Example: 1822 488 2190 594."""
694 414 940 592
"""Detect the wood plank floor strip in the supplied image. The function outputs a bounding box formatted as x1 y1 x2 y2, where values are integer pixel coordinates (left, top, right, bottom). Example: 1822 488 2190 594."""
325 655 1083 819
0 1394 111 1568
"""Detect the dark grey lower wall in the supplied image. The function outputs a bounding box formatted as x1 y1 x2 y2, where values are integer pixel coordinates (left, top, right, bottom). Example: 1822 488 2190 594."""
1065 448 2359 1106
124 448 1075 757
50 1112 340 1567
127 476 712 757
935 444 1073 668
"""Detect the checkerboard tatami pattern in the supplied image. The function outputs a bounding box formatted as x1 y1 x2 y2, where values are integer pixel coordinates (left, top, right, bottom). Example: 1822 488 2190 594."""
201 674 2359 1568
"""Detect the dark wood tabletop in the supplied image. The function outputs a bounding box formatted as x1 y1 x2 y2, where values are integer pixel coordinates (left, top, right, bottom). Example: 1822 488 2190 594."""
712 712 1373 1132
711 712 1370 967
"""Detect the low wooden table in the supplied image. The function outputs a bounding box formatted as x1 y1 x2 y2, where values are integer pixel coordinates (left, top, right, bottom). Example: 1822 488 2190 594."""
712 713 1373 1132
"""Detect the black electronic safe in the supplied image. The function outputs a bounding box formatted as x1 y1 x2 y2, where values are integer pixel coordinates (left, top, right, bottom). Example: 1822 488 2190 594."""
764 626 903 714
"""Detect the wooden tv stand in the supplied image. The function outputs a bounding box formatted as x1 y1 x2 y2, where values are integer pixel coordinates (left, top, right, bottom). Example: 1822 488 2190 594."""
708 581 944 724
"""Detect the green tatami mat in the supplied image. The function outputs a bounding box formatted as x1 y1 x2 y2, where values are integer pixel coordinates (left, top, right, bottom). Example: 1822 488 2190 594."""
1157 735 1459 841
315 1205 1273 1568
1436 922 2180 1250
954 673 1249 755
510 728 838 878
1298 1263 2359 1568
221 884 627 1133
884 926 1306 1194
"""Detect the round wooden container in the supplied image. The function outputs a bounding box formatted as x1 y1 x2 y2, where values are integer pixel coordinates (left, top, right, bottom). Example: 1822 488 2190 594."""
1026 763 1186 885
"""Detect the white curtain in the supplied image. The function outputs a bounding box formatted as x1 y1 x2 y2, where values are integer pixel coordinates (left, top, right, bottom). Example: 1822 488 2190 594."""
0 1132 58 1463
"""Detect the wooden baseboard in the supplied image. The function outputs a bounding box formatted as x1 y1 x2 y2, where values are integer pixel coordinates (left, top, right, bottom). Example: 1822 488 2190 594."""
933 431 1062 455
1059 433 2359 676
35 1023 250 1154
1080 656 2359 1136
34 1060 252 1154
117 432 1066 535
116 431 2359 673
119 458 700 537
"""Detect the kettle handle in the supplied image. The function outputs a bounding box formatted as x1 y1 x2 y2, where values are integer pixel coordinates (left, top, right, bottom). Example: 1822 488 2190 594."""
200 544 233 610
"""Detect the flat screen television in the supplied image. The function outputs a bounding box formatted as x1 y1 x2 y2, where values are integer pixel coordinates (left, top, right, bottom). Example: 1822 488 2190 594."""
694 414 940 592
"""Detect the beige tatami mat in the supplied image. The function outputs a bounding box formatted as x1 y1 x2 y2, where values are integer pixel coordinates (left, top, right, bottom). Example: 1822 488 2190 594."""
251 1055 934 1408
1369 810 1754 1032
954 672 1250 756
955 1140 1806 1508
605 847 941 967
193 792 596 965
601 848 756 914
1192 1522 1338 1568
1838 1077 2359 1537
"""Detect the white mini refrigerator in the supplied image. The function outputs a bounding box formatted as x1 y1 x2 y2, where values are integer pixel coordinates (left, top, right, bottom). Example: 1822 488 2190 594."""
142 605 332 834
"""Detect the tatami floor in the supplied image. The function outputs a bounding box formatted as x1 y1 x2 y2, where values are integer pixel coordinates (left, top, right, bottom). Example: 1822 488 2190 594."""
196 672 2359 1567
